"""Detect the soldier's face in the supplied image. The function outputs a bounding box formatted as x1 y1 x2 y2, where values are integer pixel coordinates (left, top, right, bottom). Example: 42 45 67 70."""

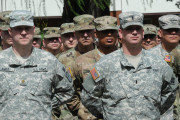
8 26 35 47
75 30 95 46
32 38 41 48
43 37 61 51
61 33 78 50
96 30 118 48
159 28 180 45
141 34 157 50
1 30 13 46
120 25 144 46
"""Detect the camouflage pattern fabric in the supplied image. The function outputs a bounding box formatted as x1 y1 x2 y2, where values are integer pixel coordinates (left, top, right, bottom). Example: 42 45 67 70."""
171 45 180 120
0 47 74 120
60 23 75 35
82 49 178 120
0 11 11 30
73 48 101 94
143 24 157 35
148 44 176 120
158 14 180 29
43 27 61 39
34 27 42 39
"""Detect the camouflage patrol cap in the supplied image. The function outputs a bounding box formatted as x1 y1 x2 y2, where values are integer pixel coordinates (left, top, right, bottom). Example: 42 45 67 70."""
43 27 61 39
9 10 34 28
119 11 144 29
0 11 11 31
60 23 75 35
34 27 42 39
73 14 95 31
158 14 180 29
94 16 118 31
143 24 157 35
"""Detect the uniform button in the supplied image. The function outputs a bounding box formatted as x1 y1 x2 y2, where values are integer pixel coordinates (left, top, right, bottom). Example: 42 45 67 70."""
22 80 25 83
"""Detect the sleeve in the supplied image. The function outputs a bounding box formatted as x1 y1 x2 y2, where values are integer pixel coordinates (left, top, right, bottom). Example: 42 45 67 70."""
160 65 178 115
52 60 74 109
81 67 104 118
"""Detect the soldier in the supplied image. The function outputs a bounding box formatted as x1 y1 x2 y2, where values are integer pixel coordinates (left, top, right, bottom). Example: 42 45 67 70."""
43 27 62 57
32 27 42 48
57 14 96 119
72 16 118 119
81 11 178 119
0 10 74 119
60 23 78 52
148 15 180 119
141 24 158 50
0 11 12 50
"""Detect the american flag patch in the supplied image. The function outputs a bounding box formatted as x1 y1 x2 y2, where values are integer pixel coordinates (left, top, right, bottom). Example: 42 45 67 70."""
164 55 171 62
90 67 99 80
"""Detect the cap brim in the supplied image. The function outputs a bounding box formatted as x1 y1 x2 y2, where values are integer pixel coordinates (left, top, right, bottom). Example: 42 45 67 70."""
10 21 34 28
34 35 42 39
44 34 60 39
75 25 95 31
122 22 143 29
161 25 180 29
61 30 74 35
144 32 157 35
96 26 119 31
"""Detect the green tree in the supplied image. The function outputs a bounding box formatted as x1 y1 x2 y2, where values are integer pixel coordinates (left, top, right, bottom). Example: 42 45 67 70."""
61 0 110 23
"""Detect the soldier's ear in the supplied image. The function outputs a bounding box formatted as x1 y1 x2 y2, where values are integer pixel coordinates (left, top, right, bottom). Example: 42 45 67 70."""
158 29 162 38
8 28 13 37
118 29 123 39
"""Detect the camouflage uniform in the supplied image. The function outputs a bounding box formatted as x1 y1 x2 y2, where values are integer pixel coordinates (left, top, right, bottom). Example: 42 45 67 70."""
57 15 97 119
34 27 42 39
0 47 74 120
73 16 118 113
82 48 178 120
0 10 74 120
148 14 180 120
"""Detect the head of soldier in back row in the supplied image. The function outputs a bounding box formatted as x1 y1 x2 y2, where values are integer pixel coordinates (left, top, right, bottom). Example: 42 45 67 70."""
94 16 118 54
43 27 61 56
158 14 180 52
141 24 158 50
32 27 42 49
60 23 78 52
0 11 13 50
73 14 95 53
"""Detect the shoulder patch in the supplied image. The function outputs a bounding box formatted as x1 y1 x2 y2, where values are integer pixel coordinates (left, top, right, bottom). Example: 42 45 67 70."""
164 55 171 63
90 67 99 80
67 67 73 77
66 70 72 83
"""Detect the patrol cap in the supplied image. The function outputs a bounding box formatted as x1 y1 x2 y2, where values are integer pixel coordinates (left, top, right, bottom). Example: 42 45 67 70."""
43 27 61 39
143 24 157 35
60 23 75 35
158 14 180 29
0 11 11 31
34 27 42 39
119 11 144 29
94 16 118 31
73 14 95 31
9 10 34 28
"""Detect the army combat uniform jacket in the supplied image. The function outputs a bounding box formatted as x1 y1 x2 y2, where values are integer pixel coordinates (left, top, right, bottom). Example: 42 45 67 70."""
0 47 74 120
82 49 178 120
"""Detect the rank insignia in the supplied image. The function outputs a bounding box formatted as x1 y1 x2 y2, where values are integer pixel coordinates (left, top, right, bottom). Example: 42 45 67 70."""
165 55 171 62
90 67 99 80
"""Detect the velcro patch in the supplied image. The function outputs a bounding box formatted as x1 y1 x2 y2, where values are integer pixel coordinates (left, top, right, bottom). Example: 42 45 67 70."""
164 55 171 62
90 67 99 80
66 70 72 83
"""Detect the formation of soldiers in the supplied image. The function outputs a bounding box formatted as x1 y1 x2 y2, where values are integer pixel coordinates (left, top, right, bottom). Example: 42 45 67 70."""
0 9 180 120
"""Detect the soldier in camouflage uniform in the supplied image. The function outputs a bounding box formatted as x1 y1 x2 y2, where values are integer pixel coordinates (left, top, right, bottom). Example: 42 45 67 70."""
141 24 158 50
60 23 78 52
43 27 62 57
57 14 97 119
32 27 42 49
0 11 13 50
0 10 74 120
81 11 178 120
148 14 180 120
